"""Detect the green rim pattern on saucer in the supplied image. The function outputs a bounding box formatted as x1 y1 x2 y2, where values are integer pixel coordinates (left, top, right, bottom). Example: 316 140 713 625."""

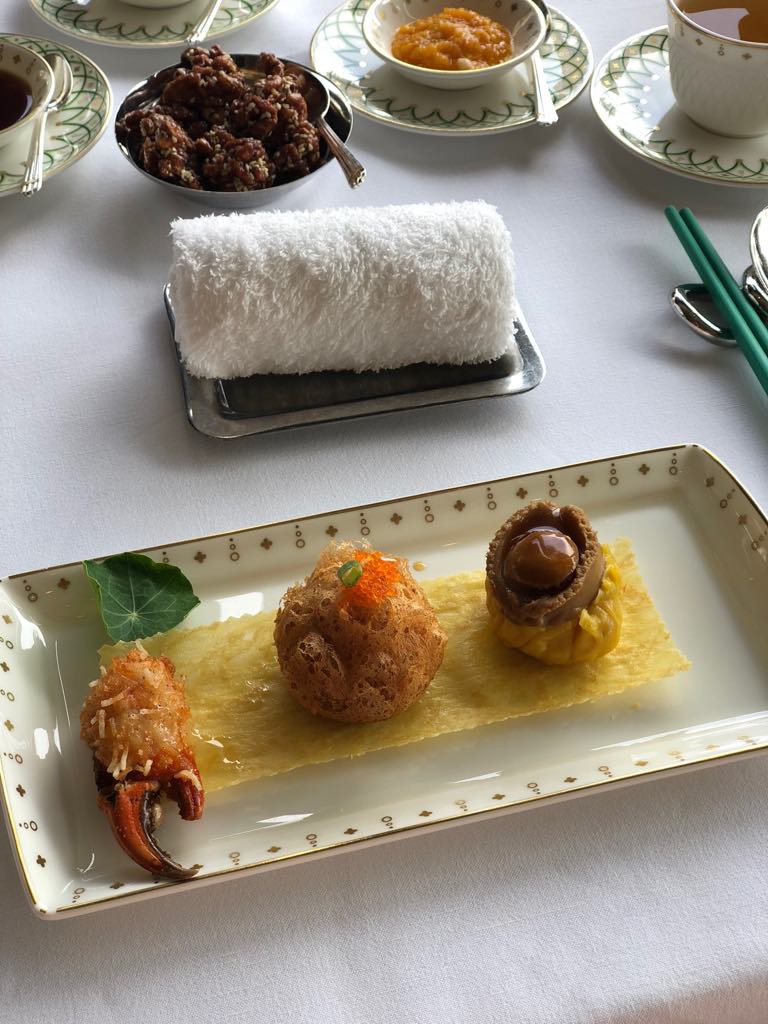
0 35 112 196
591 28 768 187
310 0 593 135
28 0 280 48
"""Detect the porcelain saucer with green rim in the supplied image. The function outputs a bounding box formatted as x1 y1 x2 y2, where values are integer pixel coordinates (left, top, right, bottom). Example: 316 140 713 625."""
310 0 592 136
27 0 280 48
0 35 112 198
592 27 768 187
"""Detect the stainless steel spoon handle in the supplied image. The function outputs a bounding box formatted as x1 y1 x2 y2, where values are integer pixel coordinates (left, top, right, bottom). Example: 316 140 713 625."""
21 110 49 197
317 117 365 189
186 0 225 46
530 50 558 126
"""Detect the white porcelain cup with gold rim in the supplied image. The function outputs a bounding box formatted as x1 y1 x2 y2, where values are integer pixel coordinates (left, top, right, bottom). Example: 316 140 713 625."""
667 0 768 138
0 42 54 151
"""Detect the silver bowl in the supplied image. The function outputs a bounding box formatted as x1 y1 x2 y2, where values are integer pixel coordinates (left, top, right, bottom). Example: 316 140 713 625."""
114 56 354 209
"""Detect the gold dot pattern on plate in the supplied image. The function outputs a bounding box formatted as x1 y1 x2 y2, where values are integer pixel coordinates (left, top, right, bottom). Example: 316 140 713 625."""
5 446 768 909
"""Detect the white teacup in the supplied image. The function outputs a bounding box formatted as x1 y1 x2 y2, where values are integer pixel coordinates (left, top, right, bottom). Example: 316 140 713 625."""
0 42 55 151
667 0 768 138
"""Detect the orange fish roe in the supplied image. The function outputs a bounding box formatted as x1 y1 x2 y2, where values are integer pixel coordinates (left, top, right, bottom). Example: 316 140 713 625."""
391 7 513 72
340 550 403 606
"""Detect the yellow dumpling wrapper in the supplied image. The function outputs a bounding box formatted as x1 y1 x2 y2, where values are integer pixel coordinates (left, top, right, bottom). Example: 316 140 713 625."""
100 539 689 793
485 545 623 665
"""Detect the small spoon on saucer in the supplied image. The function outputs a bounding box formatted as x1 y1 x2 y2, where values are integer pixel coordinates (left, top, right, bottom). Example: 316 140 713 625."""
21 55 74 197
186 0 225 47
529 0 557 126
241 58 365 189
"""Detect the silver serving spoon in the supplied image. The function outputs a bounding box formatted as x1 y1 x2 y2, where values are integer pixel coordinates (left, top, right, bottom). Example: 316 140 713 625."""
529 0 557 126
186 0 225 47
241 57 365 189
21 55 74 197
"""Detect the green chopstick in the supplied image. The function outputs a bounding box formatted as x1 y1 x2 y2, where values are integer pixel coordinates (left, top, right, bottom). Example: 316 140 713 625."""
664 206 768 396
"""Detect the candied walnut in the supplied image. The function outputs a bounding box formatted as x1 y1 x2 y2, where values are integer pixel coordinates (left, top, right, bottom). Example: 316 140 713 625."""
228 91 279 139
181 44 239 74
269 102 305 147
258 53 285 78
162 66 246 109
152 101 198 130
197 128 275 191
272 120 321 180
139 113 202 190
116 106 147 148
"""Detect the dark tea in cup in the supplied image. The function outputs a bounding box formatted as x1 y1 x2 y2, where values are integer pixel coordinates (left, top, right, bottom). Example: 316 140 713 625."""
0 69 33 131
677 1 768 43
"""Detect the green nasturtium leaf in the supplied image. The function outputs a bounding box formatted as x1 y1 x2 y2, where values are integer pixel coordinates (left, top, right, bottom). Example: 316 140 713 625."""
83 552 200 642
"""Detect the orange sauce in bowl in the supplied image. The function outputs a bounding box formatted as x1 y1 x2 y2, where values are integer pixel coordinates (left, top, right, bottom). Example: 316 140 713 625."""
391 6 513 71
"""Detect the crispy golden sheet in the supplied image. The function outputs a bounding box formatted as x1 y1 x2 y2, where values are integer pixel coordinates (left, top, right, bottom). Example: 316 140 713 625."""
101 540 689 792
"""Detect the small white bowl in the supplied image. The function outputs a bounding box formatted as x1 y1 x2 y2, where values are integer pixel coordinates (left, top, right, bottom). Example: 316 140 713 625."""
362 0 546 90
0 43 55 150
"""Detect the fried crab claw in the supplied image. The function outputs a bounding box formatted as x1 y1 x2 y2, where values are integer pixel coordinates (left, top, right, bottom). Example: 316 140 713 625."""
80 646 204 880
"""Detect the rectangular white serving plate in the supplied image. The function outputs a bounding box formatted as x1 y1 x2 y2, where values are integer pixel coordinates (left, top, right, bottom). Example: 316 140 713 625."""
1 444 767 919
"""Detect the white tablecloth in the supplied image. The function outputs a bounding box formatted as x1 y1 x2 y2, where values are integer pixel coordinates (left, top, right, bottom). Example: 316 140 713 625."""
2 0 768 1019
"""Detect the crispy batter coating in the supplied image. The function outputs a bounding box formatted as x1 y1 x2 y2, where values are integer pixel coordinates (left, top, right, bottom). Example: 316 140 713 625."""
116 48 323 193
80 647 196 782
274 542 447 723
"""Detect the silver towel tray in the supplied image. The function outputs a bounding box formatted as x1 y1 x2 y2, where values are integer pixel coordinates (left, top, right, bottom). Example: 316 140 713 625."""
163 287 545 439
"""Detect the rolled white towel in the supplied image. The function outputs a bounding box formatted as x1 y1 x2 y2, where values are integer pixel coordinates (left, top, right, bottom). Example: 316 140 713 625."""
169 200 516 379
